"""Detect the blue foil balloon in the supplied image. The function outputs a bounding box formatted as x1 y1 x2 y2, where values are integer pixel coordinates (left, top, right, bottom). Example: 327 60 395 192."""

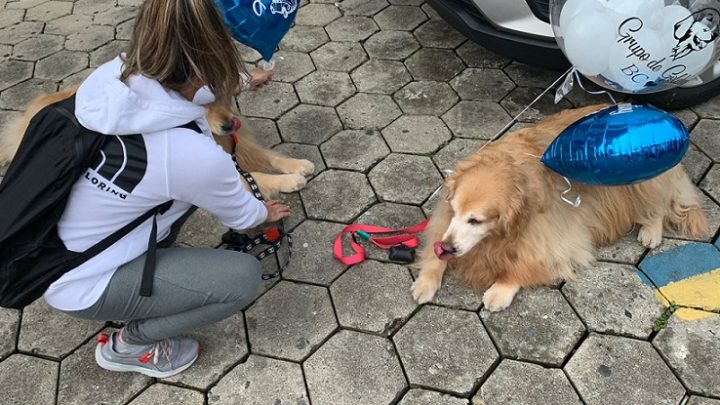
541 104 689 186
215 0 300 61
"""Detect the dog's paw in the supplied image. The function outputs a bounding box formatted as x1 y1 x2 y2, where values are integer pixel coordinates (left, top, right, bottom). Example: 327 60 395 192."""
411 277 440 304
638 224 663 248
482 283 519 312
277 173 307 193
277 159 315 176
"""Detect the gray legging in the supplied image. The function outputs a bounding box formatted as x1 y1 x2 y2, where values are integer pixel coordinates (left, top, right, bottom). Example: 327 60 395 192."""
63 208 261 345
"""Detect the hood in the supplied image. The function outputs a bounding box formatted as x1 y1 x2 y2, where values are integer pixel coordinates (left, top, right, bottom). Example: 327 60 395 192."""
75 56 214 135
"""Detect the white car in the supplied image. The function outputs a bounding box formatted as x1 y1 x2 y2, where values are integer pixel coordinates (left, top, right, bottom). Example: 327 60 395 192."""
427 0 720 108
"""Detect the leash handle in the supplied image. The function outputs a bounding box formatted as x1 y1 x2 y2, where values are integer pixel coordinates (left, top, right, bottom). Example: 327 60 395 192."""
333 220 429 266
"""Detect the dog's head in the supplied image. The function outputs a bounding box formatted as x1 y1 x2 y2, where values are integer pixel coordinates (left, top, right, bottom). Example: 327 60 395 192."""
435 150 547 260
205 101 241 137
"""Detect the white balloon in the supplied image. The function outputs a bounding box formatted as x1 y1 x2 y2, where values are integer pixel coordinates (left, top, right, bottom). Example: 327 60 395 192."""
559 0 597 36
563 12 617 75
606 27 665 92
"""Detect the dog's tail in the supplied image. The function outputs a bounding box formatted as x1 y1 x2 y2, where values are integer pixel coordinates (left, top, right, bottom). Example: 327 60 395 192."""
666 167 708 238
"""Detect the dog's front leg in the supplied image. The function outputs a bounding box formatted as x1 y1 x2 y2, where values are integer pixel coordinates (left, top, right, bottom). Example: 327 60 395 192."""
482 279 520 312
412 257 447 304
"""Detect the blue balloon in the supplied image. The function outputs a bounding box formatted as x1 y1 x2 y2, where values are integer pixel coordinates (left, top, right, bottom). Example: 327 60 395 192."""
215 0 300 61
541 104 689 186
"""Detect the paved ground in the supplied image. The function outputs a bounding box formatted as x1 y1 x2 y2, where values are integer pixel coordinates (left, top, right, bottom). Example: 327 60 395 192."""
1 0 719 404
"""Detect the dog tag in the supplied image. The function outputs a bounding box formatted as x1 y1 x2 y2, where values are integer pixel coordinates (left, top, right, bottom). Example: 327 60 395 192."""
388 245 416 264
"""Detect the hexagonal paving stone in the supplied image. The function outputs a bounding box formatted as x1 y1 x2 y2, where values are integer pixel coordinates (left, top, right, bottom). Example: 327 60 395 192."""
0 59 33 91
246 281 337 361
456 41 510 68
443 101 511 139
326 16 379 42
693 120 720 161
369 153 443 204
414 19 466 49
399 389 469 405
565 334 685 405
62 68 94 89
433 138 482 175
174 208 225 248
356 202 427 261
12 34 64 61
685 143 713 184
405 48 464 81
271 50 314 83
129 384 204 405
162 313 247 390
596 232 648 264
26 1 73 21
58 330 152 405
337 93 401 129
321 129 389 171
0 354 58 405
295 3 341 26
352 59 411 94
394 81 459 115
0 9 23 29
74 0 120 16
687 397 720 405
208 355 309 405
18 299 105 359
0 44 10 59
237 82 298 119
0 21 44 45
364 30 420 60
279 25 329 53
277 104 342 144
245 117 281 148
0 308 19 360
475 360 582 405
311 42 368 72
46 14 95 36
0 78 57 110
93 5 139 26
562 262 663 338
701 164 720 201
692 97 720 119
295 71 356 107
394 305 498 396
337 0 389 16
480 288 586 366
65 25 115 52
501 87 574 123
272 143 325 177
374 5 427 30
282 220 347 285
450 68 516 102
90 40 129 67
382 115 451 154
330 260 417 334
35 50 89 81
277 192 306 232
654 316 720 397
503 62 565 89
300 170 376 222
305 330 407 405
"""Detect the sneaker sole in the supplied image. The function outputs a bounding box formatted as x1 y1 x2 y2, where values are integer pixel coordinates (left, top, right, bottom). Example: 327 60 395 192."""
94 344 198 379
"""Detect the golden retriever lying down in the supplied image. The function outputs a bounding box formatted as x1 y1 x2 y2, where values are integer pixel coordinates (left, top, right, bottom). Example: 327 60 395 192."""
0 87 314 197
412 104 708 312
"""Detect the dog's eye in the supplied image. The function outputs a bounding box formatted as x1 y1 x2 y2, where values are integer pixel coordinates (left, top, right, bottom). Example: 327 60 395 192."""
468 218 484 225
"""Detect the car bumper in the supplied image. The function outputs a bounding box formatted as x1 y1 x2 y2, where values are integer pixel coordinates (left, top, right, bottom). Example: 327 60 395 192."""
427 0 570 70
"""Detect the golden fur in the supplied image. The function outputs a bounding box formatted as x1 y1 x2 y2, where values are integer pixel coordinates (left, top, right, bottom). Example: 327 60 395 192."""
0 87 313 198
412 104 708 311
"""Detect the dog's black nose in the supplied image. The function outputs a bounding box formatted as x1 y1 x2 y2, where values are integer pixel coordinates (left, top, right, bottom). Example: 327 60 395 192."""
440 241 456 254
220 122 234 132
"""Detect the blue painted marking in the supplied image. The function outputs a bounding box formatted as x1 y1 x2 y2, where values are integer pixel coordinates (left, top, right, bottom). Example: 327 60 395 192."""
638 242 720 288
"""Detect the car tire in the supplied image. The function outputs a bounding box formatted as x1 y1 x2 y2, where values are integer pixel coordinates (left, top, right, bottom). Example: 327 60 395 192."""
632 78 720 110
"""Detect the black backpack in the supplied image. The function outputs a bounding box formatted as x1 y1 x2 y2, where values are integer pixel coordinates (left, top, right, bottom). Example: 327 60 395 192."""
0 95 172 309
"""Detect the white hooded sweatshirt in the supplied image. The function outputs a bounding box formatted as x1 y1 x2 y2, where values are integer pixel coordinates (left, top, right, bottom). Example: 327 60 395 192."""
43 56 268 311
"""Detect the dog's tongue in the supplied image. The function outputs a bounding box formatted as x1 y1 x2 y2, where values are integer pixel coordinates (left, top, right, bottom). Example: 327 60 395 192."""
231 117 242 133
434 241 455 261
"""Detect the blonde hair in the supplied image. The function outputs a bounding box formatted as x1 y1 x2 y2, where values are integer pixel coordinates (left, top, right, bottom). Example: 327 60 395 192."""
121 0 246 104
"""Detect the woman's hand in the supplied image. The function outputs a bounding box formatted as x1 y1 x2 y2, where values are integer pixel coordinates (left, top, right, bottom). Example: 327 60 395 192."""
249 67 274 91
264 200 290 223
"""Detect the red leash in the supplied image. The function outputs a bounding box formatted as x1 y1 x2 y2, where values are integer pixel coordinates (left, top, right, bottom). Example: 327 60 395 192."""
333 220 429 266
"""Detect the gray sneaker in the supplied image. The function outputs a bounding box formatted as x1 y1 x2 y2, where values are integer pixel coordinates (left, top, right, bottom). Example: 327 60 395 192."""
94 332 200 378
